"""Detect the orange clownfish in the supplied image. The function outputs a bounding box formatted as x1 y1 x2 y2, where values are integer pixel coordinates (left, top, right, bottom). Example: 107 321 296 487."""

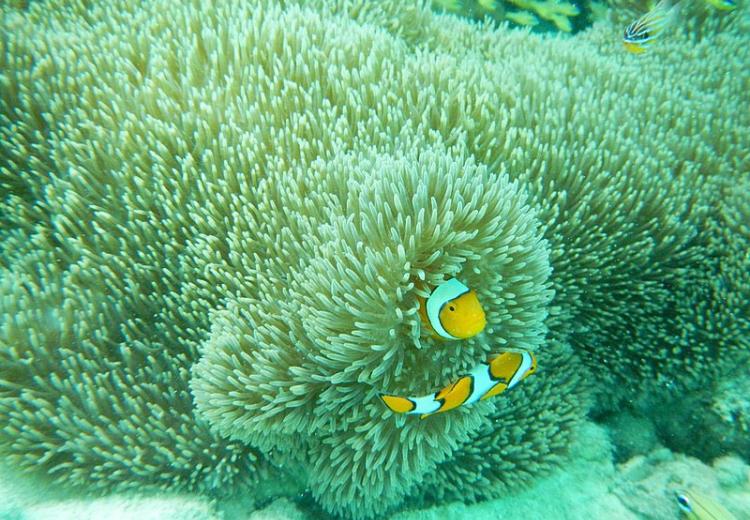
380 351 537 418
416 278 486 340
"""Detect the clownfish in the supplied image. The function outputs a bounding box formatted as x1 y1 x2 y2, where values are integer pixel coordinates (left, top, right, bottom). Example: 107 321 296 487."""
380 351 537 418
676 490 737 520
416 278 486 340
623 0 679 54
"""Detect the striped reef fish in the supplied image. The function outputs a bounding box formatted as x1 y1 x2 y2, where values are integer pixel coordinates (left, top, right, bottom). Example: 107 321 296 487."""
676 490 737 520
416 277 486 340
380 351 537 418
623 0 679 54
703 0 736 10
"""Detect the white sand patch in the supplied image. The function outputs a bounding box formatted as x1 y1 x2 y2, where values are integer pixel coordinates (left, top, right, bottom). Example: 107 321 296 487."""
24 496 218 520
247 498 308 520
0 464 218 520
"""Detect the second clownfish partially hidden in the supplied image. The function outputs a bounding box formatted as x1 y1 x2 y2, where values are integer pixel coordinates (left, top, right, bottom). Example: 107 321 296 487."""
417 278 486 340
380 351 537 418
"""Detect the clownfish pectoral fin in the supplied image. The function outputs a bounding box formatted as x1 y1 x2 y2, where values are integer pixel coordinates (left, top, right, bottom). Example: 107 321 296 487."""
379 394 416 414
480 381 508 400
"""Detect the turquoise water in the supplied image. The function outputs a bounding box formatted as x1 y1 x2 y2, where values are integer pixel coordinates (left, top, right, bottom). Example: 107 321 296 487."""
1 1 748 519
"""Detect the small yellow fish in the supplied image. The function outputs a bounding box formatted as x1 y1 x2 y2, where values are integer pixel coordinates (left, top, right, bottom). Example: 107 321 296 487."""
676 490 737 520
416 278 486 340
623 0 678 54
477 0 499 10
703 0 736 10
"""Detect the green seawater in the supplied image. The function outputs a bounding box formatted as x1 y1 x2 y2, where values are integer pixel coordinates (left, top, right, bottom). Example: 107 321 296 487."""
1 0 748 519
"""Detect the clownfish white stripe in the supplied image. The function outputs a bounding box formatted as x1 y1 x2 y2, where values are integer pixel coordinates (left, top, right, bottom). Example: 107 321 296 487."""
461 361 495 405
425 278 470 340
508 351 534 388
410 394 442 415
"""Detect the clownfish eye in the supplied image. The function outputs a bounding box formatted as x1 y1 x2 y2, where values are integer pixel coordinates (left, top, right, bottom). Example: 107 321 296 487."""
449 306 455 311
676 494 692 512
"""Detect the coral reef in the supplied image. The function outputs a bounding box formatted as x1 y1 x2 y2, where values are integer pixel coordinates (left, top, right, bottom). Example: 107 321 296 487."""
643 371 750 465
603 411 660 463
620 155 750 462
1 0 748 518
190 142 555 517
432 0 582 32
415 341 590 504
616 450 750 519
0 0 282 501
395 423 638 520
0 1 557 516
710 374 750 459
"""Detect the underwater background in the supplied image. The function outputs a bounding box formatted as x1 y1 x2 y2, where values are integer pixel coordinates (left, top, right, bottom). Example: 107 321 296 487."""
0 0 748 519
